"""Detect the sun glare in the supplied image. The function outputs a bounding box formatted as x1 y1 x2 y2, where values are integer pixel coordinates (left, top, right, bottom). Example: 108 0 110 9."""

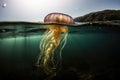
9 0 74 21
21 0 63 10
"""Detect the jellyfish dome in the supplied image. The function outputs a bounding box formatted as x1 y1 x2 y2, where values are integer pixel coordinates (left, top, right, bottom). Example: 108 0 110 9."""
44 13 74 24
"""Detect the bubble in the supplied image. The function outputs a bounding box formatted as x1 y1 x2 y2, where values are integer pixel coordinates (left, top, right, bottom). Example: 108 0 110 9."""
2 3 7 8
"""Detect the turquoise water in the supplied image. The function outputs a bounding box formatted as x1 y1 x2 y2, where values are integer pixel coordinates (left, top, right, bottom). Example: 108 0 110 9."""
0 23 120 80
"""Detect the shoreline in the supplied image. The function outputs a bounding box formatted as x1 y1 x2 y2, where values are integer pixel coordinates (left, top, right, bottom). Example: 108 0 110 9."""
0 21 120 27
74 21 120 27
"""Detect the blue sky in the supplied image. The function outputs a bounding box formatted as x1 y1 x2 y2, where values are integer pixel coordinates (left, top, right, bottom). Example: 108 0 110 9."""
0 0 120 22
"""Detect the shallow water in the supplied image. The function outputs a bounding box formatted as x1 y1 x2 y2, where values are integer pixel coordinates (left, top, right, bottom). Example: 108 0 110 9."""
0 22 120 80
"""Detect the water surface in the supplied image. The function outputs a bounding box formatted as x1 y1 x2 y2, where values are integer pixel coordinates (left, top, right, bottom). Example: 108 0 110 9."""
0 22 120 80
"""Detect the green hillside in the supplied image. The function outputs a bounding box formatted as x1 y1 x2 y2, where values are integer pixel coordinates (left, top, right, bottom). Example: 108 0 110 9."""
74 10 120 22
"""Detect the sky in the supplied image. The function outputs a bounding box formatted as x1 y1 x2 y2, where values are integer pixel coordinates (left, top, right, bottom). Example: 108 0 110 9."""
0 0 120 22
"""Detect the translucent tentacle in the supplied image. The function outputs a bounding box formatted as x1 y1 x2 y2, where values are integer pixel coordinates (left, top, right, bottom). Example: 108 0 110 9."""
36 26 68 77
59 32 68 65
36 30 53 66
55 32 68 69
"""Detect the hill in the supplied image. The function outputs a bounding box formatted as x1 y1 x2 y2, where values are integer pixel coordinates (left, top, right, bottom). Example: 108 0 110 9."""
74 10 120 22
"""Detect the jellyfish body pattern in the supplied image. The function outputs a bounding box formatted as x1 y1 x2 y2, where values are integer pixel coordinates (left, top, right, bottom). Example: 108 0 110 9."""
36 13 74 76
44 13 74 24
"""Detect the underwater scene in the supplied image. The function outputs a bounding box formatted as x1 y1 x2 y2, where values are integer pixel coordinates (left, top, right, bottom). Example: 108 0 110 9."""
0 22 120 80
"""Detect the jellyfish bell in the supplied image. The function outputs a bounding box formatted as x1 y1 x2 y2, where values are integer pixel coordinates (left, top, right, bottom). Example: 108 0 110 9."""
44 13 74 33
44 12 74 24
36 12 74 78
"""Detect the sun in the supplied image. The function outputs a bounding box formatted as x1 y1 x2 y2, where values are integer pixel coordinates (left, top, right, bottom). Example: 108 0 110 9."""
21 0 64 10
11 0 71 13
9 0 74 21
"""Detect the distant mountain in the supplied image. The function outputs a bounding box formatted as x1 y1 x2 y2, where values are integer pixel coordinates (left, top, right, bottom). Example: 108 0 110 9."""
74 10 120 22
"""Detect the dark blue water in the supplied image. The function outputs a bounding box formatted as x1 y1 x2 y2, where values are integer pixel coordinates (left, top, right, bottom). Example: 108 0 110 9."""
0 23 120 80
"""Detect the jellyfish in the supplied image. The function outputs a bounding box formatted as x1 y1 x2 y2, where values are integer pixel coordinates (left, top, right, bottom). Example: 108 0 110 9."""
36 13 74 76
